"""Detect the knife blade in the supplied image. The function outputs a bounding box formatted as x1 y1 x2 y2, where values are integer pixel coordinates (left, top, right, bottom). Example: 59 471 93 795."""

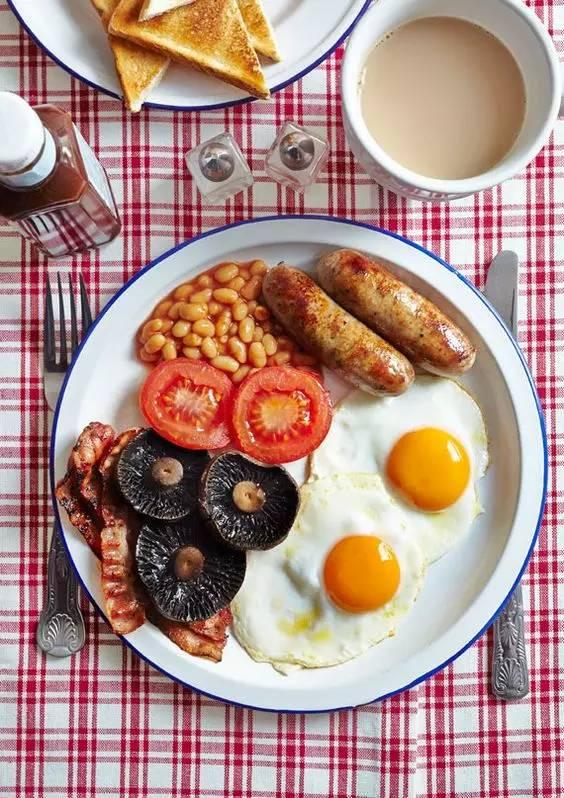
484 250 519 338
485 250 529 700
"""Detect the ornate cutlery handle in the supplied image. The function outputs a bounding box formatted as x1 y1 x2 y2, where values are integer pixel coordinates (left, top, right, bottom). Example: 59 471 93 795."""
37 525 85 657
491 584 529 700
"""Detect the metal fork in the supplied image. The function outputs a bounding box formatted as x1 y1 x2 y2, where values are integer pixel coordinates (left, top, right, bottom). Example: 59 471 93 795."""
37 274 92 657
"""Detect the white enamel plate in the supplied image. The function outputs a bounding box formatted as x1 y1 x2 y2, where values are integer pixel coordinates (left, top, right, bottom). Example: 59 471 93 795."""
8 0 369 110
51 216 546 712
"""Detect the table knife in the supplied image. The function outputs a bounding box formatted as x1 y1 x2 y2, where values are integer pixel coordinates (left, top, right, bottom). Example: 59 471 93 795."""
485 250 529 700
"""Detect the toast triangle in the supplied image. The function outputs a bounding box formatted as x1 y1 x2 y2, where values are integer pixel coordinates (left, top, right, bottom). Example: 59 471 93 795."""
236 0 280 62
90 0 169 112
109 0 270 99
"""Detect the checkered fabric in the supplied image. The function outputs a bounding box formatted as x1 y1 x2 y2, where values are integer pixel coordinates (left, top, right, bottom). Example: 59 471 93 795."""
0 1 562 796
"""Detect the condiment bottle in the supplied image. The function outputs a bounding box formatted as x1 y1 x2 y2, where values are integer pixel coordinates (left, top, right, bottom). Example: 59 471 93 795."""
0 92 121 257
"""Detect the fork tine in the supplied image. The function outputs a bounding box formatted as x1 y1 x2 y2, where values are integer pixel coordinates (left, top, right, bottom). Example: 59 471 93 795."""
68 274 79 356
57 273 68 370
79 274 93 339
44 275 56 370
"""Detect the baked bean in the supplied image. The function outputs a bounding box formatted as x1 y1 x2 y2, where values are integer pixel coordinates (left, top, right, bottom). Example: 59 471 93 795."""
214 263 239 283
217 341 227 355
273 351 291 365
197 274 213 288
228 337 247 364
249 342 267 368
160 320 173 334
145 333 167 354
192 318 215 337
220 335 229 344
227 276 245 292
208 301 222 316
262 334 277 356
142 319 163 342
183 333 202 347
247 300 257 314
201 337 218 359
139 348 159 362
241 276 262 301
228 323 238 336
232 365 251 383
179 302 208 321
174 283 195 301
252 327 264 342
238 317 255 343
239 268 251 280
232 300 248 321
168 301 184 321
172 320 190 338
211 355 239 373
215 316 231 337
190 288 213 303
254 305 270 322
250 259 267 276
182 347 201 359
292 351 317 366
213 287 238 305
154 300 173 318
162 342 177 360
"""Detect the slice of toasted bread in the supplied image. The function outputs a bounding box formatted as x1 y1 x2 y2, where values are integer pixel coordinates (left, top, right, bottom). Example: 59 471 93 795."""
236 0 280 62
109 0 270 99
139 0 195 22
90 0 169 112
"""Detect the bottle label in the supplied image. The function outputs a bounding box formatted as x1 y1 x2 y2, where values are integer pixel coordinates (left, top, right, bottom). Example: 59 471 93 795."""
73 125 116 211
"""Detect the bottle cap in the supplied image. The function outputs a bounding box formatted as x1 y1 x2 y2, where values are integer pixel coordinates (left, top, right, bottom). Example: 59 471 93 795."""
0 92 45 175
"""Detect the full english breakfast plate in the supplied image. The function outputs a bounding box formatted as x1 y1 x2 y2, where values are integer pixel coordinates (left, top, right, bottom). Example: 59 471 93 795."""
51 215 546 712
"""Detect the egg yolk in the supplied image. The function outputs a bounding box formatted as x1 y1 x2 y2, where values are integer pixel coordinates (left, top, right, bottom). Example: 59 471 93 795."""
323 535 400 613
386 427 470 512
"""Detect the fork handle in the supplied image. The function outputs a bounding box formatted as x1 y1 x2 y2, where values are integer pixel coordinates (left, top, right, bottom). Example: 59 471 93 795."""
491 584 529 700
37 525 85 657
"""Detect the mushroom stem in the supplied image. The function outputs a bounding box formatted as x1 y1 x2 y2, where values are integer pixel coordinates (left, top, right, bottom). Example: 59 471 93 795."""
174 546 204 581
152 456 183 487
232 481 266 513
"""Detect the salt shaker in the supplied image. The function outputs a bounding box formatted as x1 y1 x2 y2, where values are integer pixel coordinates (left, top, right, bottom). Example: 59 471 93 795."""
265 122 329 191
185 133 253 204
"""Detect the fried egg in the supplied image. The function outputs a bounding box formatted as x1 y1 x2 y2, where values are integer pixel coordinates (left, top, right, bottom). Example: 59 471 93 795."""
231 474 426 671
310 376 489 563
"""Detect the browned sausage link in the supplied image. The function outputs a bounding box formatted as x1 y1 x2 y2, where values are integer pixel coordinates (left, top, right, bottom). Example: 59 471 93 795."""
262 265 414 396
317 249 476 376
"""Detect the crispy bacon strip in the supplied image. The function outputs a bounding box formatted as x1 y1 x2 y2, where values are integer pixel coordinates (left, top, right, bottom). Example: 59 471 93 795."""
189 607 233 643
100 510 146 636
72 422 116 516
69 422 116 479
157 612 230 662
99 428 142 480
55 471 102 556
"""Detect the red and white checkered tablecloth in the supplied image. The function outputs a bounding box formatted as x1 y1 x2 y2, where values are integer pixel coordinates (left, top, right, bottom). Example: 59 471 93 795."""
0 0 563 795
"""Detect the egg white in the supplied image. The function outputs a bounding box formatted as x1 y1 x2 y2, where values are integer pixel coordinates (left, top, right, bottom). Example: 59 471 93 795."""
309 376 489 563
231 474 426 671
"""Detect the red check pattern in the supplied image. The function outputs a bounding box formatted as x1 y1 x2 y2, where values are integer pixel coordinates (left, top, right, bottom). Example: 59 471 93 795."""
0 1 562 796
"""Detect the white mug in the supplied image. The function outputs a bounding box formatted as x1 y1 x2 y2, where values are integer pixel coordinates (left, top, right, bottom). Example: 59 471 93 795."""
342 0 562 202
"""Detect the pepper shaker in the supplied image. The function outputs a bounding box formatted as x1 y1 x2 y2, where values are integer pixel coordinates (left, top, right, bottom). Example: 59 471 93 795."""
185 132 253 204
265 122 329 191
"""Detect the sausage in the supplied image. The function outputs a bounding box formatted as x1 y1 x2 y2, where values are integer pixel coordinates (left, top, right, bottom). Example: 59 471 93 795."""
262 265 414 396
317 249 476 376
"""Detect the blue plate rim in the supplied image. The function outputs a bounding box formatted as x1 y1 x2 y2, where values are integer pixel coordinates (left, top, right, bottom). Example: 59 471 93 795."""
49 214 548 713
6 0 371 112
